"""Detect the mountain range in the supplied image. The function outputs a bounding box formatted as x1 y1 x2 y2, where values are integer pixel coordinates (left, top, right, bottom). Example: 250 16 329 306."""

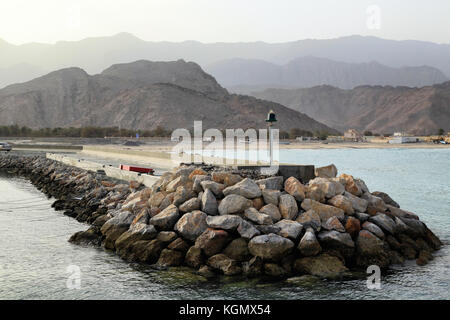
252 83 450 135
1 33 450 89
0 60 338 134
206 56 448 93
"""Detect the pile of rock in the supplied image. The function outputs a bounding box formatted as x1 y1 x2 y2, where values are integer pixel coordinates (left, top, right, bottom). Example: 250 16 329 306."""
0 156 442 279
80 163 442 279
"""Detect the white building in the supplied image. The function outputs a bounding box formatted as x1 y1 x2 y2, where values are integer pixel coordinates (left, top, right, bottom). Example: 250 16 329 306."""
389 136 419 144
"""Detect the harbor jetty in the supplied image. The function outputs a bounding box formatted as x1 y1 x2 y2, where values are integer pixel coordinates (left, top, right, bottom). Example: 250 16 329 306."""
0 154 442 279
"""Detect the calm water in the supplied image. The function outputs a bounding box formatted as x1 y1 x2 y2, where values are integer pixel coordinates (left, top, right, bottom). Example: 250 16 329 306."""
0 148 449 300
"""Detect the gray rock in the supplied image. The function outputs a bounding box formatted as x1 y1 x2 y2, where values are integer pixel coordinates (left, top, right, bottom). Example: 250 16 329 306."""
206 215 243 231
201 180 225 197
223 178 262 199
179 197 201 213
248 233 294 260
274 219 303 240
315 164 337 178
293 253 348 279
237 220 261 239
296 209 321 232
298 228 322 256
317 230 355 257
362 193 387 214
207 254 242 276
278 194 298 220
218 194 252 215
355 212 370 223
343 191 368 213
201 189 218 215
223 238 250 261
355 230 390 268
255 225 282 234
322 216 346 233
362 221 385 239
174 210 208 241
149 204 180 230
260 204 281 222
195 229 230 257
193 175 211 193
369 214 396 235
372 191 400 208
255 176 284 190
244 207 273 225
261 189 281 205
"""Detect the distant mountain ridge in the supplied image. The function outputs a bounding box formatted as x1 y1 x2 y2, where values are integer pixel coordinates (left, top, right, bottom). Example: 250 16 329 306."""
252 83 450 135
1 33 450 88
206 56 448 92
0 60 338 134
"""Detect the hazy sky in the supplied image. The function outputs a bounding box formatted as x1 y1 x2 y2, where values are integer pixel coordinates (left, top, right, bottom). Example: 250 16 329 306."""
1 0 449 45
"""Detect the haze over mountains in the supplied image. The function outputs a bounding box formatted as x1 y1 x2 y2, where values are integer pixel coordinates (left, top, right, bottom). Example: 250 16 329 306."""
0 60 337 134
206 56 448 93
1 33 450 89
252 83 450 135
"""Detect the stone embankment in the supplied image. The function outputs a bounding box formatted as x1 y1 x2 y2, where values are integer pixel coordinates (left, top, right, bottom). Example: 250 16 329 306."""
0 155 442 279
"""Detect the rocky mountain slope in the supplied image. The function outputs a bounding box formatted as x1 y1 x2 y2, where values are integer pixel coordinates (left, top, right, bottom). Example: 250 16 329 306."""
206 57 447 92
0 60 338 133
252 83 450 135
1 34 450 88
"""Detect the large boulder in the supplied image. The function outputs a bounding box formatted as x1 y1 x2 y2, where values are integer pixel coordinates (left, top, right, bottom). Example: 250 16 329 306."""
223 238 251 261
115 223 157 257
362 221 384 239
274 219 303 240
237 220 261 240
369 214 396 235
293 253 348 279
207 254 242 276
179 197 201 213
193 175 211 193
201 188 218 215
148 191 166 208
296 209 321 232
218 194 252 215
184 246 204 268
125 239 165 263
248 234 294 261
206 215 243 231
328 195 354 215
156 249 185 267
301 199 344 222
149 204 180 230
255 176 284 190
355 230 390 268
261 189 281 206
322 216 345 233
298 228 322 256
174 210 208 241
343 191 368 213
315 164 337 178
166 176 188 193
278 194 298 220
223 178 262 199
284 177 306 201
317 230 355 257
339 174 362 196
201 180 225 197
309 177 342 199
195 228 230 257
260 204 281 222
244 207 273 225
173 186 195 206
362 193 387 215
372 191 400 208
344 216 361 238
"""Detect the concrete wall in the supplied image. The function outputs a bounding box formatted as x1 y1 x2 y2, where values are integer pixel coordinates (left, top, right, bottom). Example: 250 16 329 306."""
46 153 160 187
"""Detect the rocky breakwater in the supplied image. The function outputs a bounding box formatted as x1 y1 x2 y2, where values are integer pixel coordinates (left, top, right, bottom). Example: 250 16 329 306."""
0 156 443 280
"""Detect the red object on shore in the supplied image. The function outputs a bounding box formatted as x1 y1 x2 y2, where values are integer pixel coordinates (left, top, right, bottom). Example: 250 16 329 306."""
120 164 154 175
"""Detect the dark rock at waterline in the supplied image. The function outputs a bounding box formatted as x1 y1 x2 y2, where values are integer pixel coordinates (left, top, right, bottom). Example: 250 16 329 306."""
69 227 103 246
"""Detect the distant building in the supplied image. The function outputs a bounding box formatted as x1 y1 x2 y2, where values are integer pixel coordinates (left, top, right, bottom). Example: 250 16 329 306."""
344 129 364 142
389 136 420 144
